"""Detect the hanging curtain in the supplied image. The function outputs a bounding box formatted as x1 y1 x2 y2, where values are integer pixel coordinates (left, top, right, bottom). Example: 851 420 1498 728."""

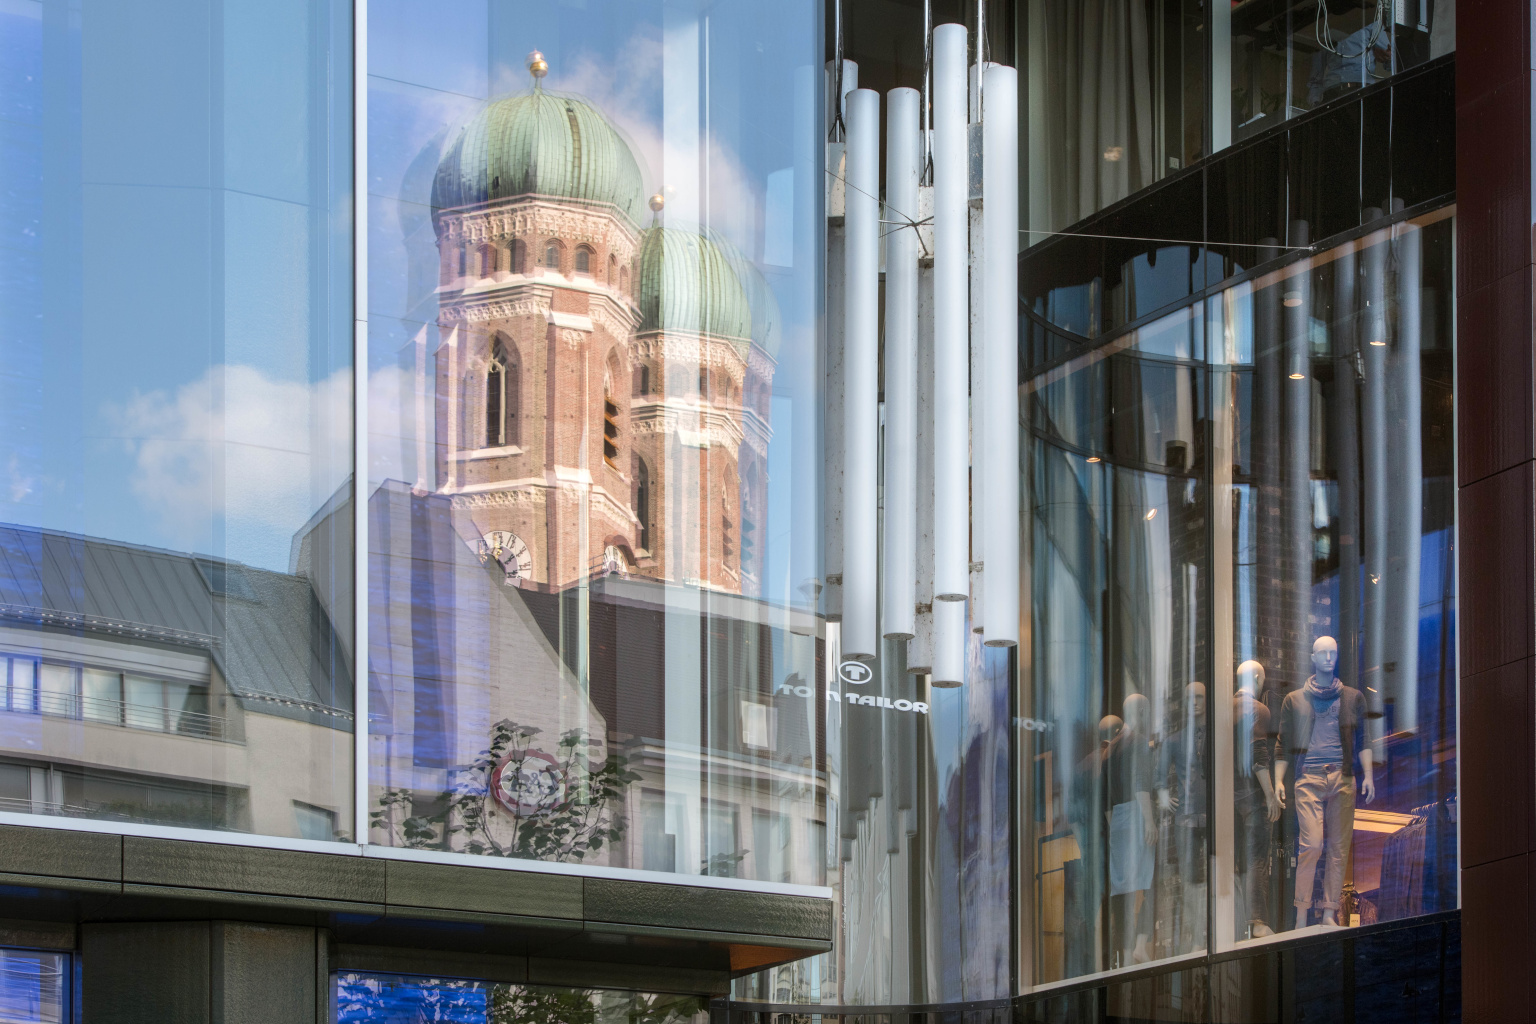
1037 0 1159 230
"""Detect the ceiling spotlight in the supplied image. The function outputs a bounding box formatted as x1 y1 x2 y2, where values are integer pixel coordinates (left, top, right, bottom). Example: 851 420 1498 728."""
1103 145 1124 163
1086 455 1101 463
1289 354 1307 380
1282 291 1302 307
1145 507 1157 521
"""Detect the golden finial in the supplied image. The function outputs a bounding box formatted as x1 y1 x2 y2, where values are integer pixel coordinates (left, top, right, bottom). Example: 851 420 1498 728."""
649 193 665 213
527 50 548 82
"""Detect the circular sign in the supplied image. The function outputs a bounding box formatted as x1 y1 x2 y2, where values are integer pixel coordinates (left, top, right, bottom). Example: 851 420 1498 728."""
838 660 873 686
489 749 566 817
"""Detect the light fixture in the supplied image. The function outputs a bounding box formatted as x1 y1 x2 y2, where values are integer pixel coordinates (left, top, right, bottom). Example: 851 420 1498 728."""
1289 354 1307 380
1369 336 1387 347
1144 507 1157 521
1282 290 1302 307
1103 145 1124 162
1086 455 1101 463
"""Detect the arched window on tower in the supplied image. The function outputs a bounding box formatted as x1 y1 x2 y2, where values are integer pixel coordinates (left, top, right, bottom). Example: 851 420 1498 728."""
511 239 527 274
478 244 497 277
485 340 519 447
544 241 562 271
620 267 629 295
607 254 617 287
632 455 652 553
574 246 593 275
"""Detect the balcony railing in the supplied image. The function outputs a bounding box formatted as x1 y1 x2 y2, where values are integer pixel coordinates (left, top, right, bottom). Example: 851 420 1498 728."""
16 691 230 741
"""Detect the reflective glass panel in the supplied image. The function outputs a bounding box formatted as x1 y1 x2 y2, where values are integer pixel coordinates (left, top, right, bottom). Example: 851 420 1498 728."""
1216 0 1453 150
1212 215 1456 944
1022 0 1207 235
0 0 355 837
366 0 825 881
1021 213 1456 983
0 949 66 1023
335 973 706 1024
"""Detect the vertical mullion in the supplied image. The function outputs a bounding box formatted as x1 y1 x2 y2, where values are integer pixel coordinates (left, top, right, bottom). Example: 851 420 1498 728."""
351 0 370 849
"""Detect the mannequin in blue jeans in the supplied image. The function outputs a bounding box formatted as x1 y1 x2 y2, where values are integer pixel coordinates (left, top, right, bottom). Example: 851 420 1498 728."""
1274 636 1376 927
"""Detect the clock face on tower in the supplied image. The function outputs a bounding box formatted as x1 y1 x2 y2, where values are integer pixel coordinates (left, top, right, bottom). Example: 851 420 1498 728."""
479 531 533 582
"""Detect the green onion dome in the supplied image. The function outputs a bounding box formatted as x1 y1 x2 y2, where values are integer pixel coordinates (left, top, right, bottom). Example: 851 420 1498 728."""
433 89 647 226
704 227 782 361
634 227 755 347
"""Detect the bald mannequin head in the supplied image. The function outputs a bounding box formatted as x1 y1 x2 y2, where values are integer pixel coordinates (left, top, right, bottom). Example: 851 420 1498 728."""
1123 692 1150 733
1098 715 1124 745
1312 635 1339 683
1236 660 1265 697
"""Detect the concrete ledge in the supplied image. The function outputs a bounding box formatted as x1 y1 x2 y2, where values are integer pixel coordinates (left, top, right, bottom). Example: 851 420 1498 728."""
0 823 832 987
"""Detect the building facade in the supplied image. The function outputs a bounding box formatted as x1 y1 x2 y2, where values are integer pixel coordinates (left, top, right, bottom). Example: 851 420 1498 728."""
0 0 1526 1021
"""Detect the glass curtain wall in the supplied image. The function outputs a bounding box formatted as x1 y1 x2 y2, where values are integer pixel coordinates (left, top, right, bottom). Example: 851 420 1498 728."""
1022 212 1456 985
365 1 826 882
1218 0 1453 148
0 0 354 838
1023 0 1207 235
336 973 707 1024
1022 0 1455 237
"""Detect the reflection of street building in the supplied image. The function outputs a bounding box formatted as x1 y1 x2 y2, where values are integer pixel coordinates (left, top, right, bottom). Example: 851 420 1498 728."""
0 523 353 839
429 67 777 594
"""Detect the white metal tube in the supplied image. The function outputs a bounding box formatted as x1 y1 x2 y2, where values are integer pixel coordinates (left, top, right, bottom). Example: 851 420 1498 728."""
982 64 1019 647
883 87 921 640
932 592 966 687
842 87 880 661
932 23 970 602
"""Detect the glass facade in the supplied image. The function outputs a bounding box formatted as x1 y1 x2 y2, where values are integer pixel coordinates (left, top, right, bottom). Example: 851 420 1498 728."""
1023 0 1454 234
336 974 706 1024
0 0 1473 1017
0 0 355 838
0 948 66 1023
1022 213 1456 983
364 1 826 881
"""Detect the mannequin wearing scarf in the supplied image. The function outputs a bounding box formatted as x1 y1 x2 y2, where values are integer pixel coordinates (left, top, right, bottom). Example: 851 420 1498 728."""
1275 636 1375 927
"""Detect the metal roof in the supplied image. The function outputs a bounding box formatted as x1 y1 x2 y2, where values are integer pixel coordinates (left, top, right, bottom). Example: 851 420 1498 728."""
0 523 352 727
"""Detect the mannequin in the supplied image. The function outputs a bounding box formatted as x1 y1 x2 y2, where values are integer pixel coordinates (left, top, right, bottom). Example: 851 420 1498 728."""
1233 660 1280 937
1275 637 1375 926
1157 681 1208 952
1066 715 1122 975
1107 693 1155 964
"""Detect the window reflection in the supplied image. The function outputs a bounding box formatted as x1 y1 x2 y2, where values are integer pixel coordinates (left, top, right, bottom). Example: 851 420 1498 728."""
335 974 706 1024
0 0 354 841
1023 215 1456 983
367 1 823 882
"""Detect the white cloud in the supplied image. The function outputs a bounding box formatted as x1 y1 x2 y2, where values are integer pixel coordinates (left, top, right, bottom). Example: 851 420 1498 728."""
107 365 353 556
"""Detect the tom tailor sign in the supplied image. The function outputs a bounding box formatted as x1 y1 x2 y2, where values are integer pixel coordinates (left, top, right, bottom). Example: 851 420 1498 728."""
830 691 930 713
774 682 930 714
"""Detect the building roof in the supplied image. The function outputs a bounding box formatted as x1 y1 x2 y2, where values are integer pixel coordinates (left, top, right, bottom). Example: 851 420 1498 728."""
634 226 755 348
0 523 352 727
432 89 647 226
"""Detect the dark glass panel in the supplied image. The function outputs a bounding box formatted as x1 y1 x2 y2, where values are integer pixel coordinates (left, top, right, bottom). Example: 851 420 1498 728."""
1288 98 1363 246
1391 63 1456 211
1207 136 1286 285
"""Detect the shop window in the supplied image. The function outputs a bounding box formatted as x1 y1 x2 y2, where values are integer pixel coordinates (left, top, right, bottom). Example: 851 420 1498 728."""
1019 218 1459 983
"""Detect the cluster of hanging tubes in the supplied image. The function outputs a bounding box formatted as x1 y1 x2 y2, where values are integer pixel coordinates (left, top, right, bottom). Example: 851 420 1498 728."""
835 22 1018 685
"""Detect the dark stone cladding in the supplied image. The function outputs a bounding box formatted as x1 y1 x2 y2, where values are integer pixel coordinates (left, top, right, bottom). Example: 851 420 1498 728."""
0 823 833 995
